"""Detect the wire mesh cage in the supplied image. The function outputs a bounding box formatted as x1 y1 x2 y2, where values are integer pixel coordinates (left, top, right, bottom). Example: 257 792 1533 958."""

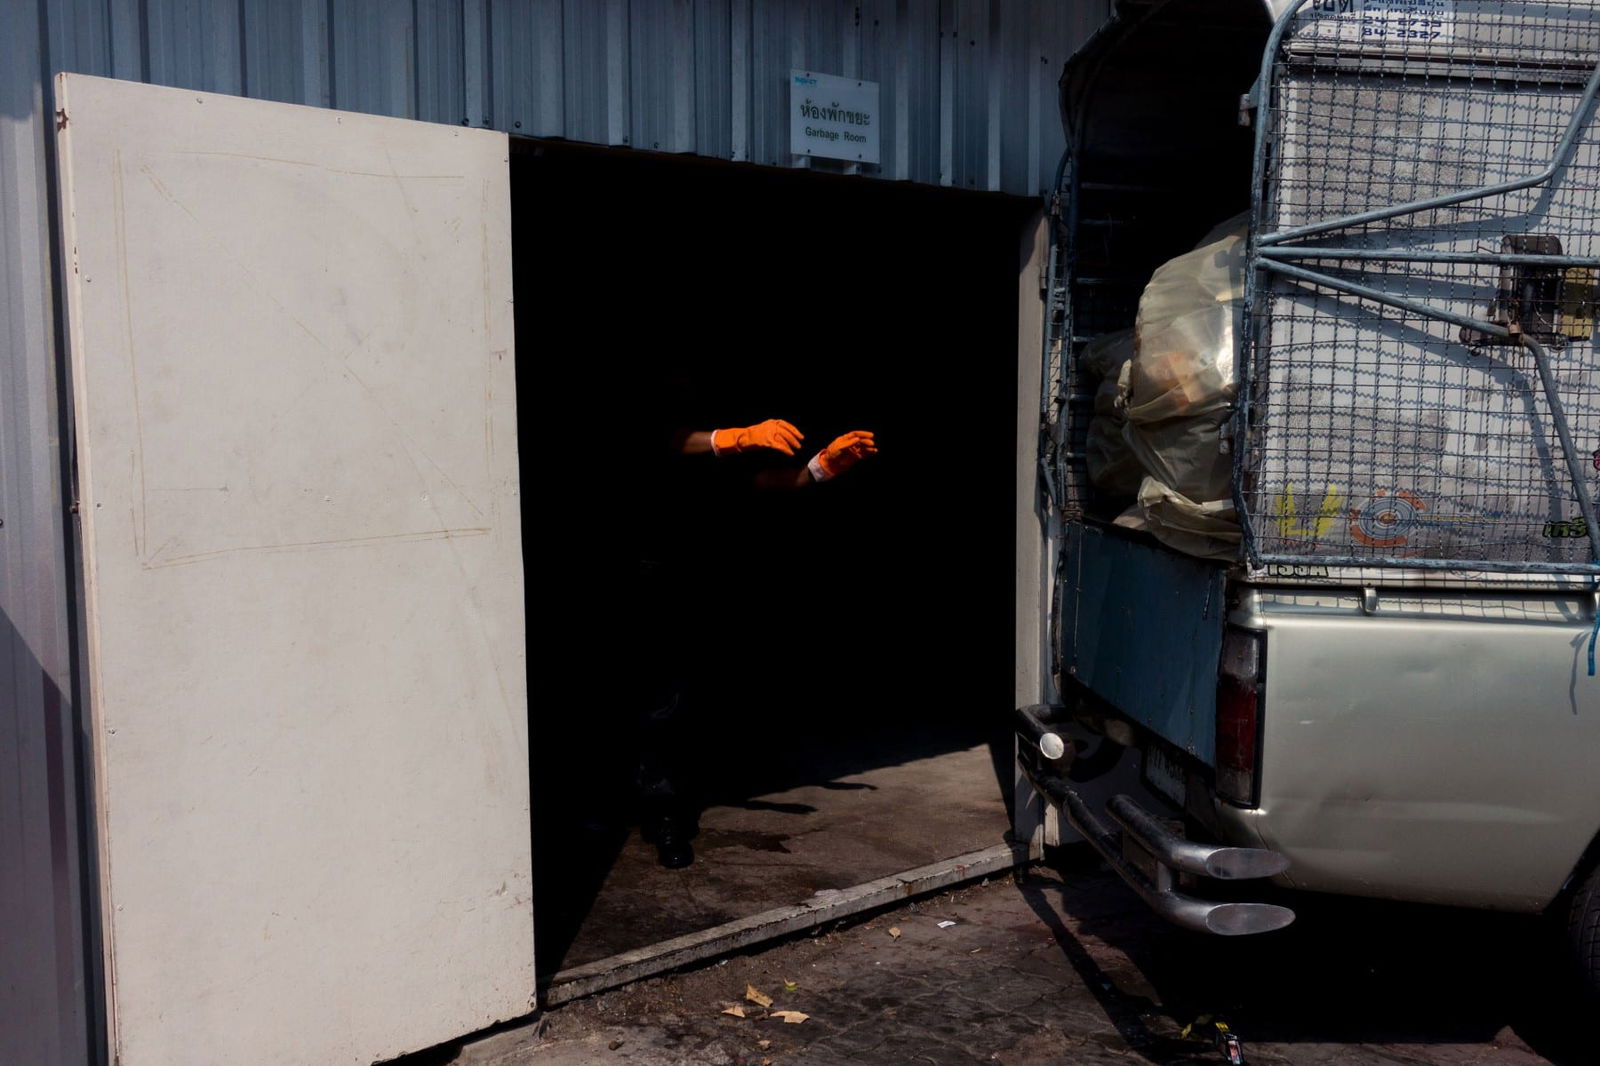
1241 0 1600 574
1043 176 1174 522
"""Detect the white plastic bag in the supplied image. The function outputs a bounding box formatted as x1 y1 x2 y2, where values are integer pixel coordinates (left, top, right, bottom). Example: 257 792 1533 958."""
1116 215 1249 557
1124 220 1247 424
1114 478 1241 562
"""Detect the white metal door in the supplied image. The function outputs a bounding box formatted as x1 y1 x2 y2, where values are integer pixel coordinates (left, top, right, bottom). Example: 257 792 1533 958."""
55 74 530 1066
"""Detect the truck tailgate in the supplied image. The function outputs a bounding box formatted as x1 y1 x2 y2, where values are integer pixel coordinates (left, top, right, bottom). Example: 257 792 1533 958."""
1060 523 1228 765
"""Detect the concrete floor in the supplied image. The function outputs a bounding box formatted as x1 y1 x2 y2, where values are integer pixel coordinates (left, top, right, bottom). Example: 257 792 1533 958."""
446 865 1589 1066
554 732 1015 971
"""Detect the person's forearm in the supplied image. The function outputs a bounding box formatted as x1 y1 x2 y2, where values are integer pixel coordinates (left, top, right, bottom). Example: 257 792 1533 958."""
674 430 716 456
753 466 815 491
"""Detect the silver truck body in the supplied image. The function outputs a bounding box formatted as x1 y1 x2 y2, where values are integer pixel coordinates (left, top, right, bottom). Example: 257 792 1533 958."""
1026 0 1600 933
1223 585 1600 911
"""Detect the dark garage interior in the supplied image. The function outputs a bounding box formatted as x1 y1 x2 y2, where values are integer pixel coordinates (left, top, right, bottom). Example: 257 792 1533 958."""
513 141 1039 977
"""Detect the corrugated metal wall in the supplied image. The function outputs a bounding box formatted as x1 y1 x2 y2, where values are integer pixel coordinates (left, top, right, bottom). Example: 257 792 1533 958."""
23 0 1104 190
0 2 1108 1063
2 2 95 1064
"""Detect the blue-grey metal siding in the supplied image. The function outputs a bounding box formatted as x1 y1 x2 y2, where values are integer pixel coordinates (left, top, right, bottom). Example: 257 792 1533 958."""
20 0 1104 185
0 2 1109 1062
2 1 93 1063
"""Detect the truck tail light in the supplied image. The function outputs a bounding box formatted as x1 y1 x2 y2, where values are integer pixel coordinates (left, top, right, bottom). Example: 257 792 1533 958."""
1216 627 1265 808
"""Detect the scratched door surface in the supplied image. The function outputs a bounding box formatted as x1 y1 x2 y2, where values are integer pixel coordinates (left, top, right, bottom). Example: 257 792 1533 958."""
55 74 530 1066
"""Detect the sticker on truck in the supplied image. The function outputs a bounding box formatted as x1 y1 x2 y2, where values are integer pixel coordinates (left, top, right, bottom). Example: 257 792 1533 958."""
1300 0 1456 44
1142 743 1188 812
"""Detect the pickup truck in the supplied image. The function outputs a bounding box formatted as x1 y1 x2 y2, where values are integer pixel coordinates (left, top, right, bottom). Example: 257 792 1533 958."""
1014 0 1600 1000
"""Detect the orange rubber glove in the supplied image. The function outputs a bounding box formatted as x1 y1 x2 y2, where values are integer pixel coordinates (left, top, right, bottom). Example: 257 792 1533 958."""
808 430 878 481
711 419 804 456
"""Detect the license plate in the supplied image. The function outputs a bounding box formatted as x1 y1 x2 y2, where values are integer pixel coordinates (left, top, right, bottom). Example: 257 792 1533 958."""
1142 743 1187 811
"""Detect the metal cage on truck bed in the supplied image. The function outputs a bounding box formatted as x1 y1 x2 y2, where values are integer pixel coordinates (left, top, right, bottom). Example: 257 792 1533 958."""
1047 0 1600 578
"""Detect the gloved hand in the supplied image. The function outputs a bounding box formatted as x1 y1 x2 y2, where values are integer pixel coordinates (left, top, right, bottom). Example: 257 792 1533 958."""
711 419 804 456
808 430 877 481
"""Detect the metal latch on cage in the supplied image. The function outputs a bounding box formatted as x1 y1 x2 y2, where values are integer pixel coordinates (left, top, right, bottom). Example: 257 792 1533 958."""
1461 235 1599 347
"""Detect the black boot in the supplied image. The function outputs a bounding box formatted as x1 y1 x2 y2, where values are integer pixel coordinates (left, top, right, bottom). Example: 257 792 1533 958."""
654 820 695 869
641 804 697 869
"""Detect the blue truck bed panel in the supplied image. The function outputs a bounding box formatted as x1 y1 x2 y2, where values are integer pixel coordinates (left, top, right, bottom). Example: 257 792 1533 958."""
1060 523 1228 764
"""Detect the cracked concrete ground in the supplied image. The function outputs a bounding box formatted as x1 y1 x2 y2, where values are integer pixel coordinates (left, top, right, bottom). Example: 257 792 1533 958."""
441 863 1589 1066
551 736 1012 971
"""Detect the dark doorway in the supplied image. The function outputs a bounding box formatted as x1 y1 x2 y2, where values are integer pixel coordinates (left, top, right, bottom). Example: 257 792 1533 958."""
514 140 1037 977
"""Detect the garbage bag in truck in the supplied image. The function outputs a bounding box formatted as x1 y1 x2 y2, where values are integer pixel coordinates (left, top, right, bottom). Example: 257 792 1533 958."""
1113 478 1241 562
1082 329 1142 499
1120 409 1233 510
1109 215 1247 557
1124 214 1247 424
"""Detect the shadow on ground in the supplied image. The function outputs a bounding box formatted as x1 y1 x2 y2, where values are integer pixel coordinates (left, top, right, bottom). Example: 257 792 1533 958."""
1020 859 1589 1065
535 716 1018 975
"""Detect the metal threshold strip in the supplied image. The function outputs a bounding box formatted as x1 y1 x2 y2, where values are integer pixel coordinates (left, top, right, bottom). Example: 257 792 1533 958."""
541 842 1031 1007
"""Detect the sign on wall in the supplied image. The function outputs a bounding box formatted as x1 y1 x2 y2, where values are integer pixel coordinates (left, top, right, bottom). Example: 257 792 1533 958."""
790 71 880 164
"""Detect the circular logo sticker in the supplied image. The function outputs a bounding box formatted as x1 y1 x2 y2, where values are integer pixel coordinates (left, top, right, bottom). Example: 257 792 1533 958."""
1349 490 1426 548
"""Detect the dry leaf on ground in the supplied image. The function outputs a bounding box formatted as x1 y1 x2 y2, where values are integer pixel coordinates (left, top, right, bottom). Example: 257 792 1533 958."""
721 1005 746 1018
758 1039 771 1049
745 985 773 1008
888 927 901 939
771 1010 810 1024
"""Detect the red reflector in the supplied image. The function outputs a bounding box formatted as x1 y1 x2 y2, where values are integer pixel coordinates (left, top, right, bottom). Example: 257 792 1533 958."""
1216 629 1263 807
1217 676 1258 772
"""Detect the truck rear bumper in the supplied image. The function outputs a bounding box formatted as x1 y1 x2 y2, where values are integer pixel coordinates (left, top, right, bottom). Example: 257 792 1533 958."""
1016 705 1294 936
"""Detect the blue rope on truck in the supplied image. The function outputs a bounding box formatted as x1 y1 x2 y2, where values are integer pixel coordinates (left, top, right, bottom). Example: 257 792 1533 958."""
1590 608 1599 678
